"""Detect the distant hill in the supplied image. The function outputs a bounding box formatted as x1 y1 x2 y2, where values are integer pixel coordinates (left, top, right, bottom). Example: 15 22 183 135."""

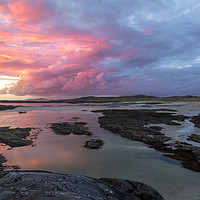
26 98 48 101
0 95 200 104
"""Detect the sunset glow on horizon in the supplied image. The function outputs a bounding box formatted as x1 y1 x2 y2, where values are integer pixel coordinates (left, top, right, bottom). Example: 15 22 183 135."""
1 0 200 99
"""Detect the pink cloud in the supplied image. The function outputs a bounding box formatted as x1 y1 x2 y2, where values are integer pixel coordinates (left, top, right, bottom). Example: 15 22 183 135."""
7 0 54 27
0 60 44 75
8 64 107 96
0 1 147 98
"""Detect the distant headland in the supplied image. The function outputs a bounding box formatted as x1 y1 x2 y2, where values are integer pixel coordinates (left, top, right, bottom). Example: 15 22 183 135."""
0 95 200 104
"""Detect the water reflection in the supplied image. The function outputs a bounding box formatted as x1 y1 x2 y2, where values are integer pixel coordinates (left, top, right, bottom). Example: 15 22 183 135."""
0 107 200 200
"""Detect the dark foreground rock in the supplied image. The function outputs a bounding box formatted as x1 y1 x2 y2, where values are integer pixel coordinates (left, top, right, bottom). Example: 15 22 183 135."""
100 178 164 200
0 127 32 147
93 109 200 172
0 171 164 200
84 139 104 149
50 122 92 135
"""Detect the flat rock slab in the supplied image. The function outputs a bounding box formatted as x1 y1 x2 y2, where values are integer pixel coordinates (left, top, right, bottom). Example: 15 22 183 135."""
0 172 140 200
0 127 32 147
50 122 92 135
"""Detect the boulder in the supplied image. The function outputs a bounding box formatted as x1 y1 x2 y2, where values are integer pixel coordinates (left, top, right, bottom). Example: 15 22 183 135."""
84 139 104 149
100 178 165 200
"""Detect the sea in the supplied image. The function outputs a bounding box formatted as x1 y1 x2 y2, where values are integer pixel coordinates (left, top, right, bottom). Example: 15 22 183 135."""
0 102 200 200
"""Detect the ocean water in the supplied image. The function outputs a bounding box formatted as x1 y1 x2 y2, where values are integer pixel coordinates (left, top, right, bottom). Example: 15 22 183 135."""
0 104 200 200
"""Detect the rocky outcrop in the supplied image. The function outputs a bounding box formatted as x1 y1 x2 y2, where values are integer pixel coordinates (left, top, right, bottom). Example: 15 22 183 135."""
0 171 164 200
0 127 32 147
50 122 92 135
0 105 17 111
0 127 33 172
0 154 6 172
84 139 104 149
187 134 200 143
164 142 200 171
93 109 187 148
100 178 164 200
190 114 200 128
93 109 200 172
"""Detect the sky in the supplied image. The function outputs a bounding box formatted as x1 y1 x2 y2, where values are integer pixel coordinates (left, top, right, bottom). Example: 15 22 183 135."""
0 0 200 99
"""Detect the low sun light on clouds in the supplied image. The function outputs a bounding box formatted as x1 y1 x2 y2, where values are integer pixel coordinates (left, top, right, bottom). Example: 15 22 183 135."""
0 75 19 90
0 0 200 99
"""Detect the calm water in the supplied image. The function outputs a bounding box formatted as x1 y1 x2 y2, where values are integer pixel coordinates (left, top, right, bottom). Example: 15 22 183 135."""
0 105 200 200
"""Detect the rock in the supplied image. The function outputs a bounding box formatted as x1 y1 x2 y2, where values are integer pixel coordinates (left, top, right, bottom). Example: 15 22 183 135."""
74 122 87 126
190 114 200 128
0 154 7 172
93 109 200 172
5 140 33 147
50 122 92 135
187 134 200 143
0 154 6 164
0 126 33 174
0 127 33 148
84 139 104 149
154 108 177 112
0 105 17 111
0 154 7 177
0 171 139 200
100 178 165 200
166 121 181 126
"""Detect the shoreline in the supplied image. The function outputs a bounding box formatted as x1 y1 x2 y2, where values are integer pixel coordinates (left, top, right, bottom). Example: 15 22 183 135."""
1 95 200 104
1 101 200 199
1 101 200 173
93 108 200 172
